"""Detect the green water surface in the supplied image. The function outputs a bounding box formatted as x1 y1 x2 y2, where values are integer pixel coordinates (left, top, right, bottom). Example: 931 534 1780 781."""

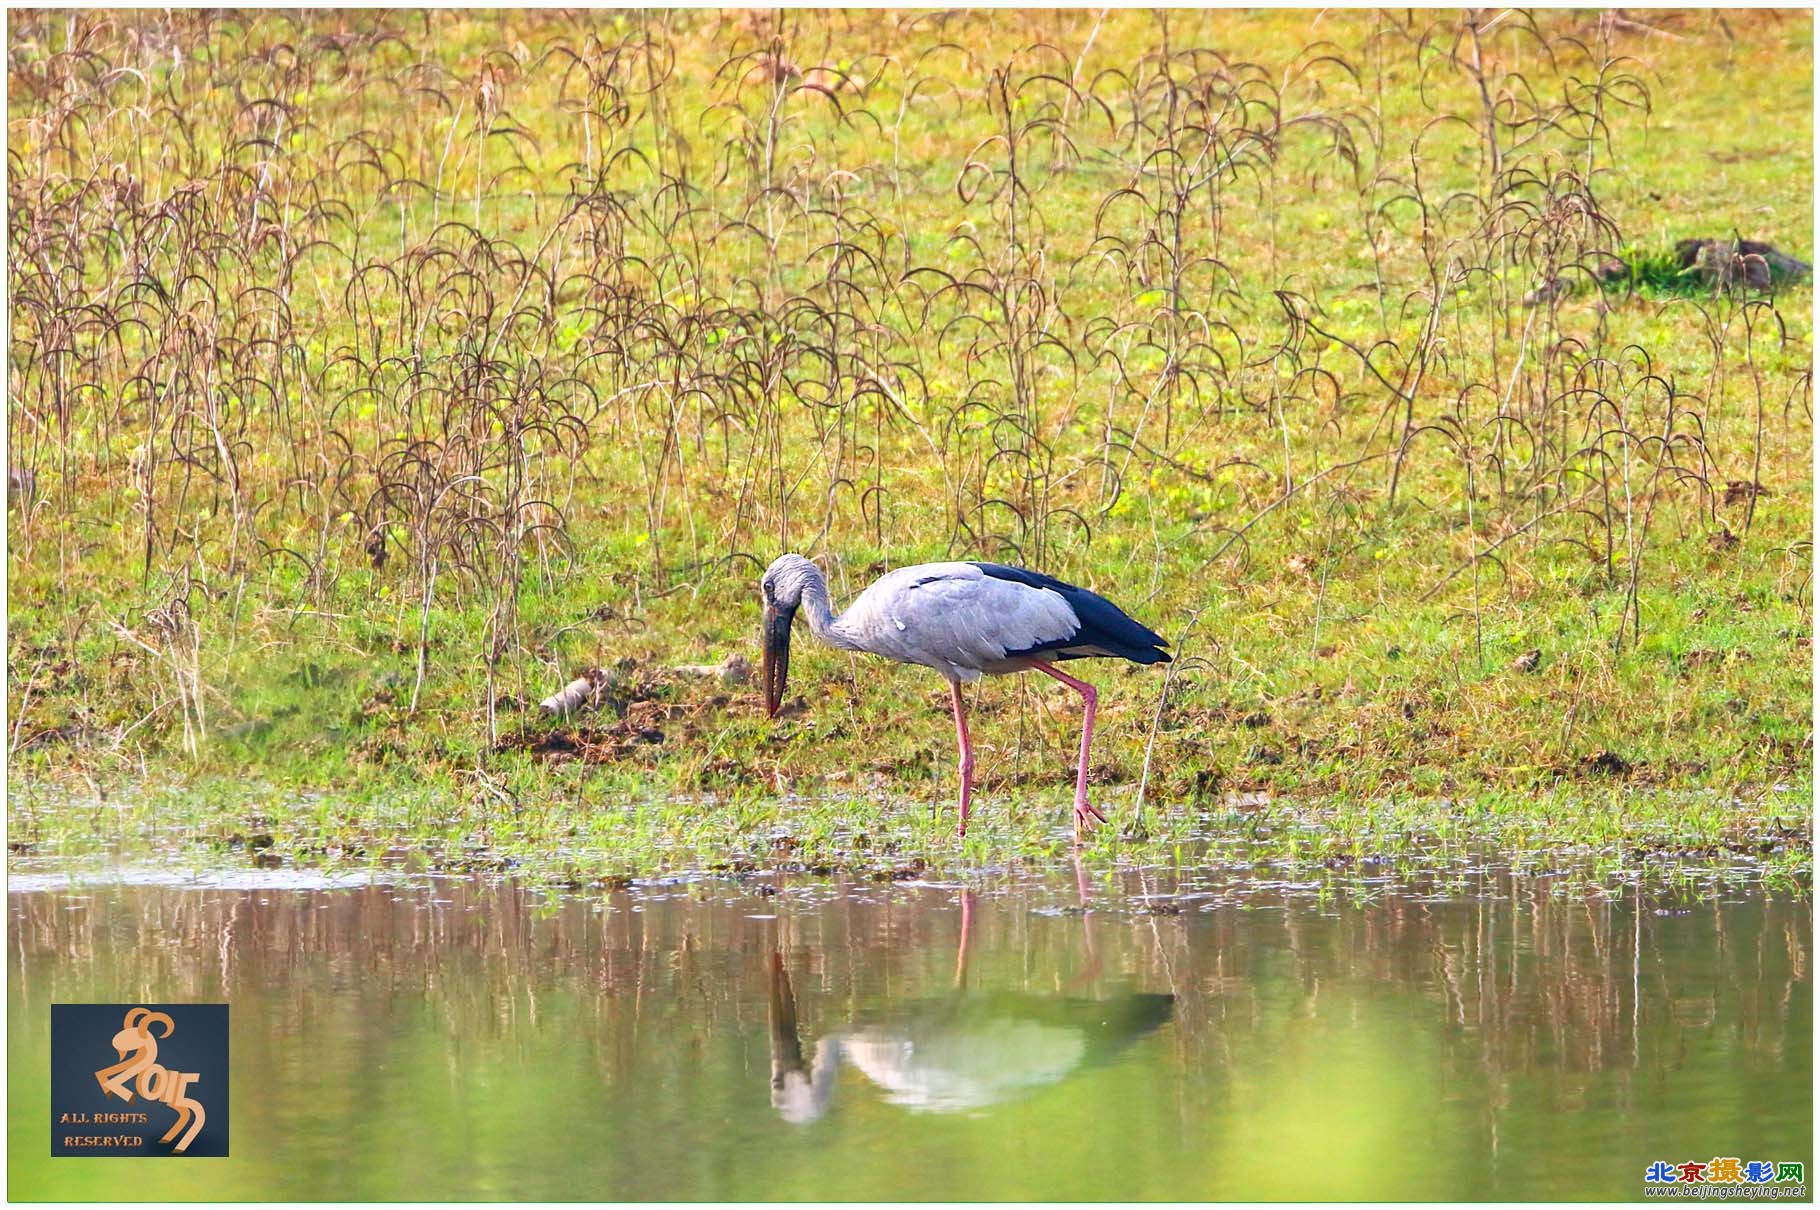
7 865 1811 1200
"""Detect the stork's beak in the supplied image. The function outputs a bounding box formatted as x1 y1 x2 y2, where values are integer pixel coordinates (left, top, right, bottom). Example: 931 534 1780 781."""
769 952 803 1067
762 603 795 718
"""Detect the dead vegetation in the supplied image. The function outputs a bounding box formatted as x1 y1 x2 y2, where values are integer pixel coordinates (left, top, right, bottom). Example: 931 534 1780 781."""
4 10 1809 846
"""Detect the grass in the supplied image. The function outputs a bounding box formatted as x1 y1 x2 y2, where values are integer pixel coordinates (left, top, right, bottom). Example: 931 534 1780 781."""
6 9 1812 891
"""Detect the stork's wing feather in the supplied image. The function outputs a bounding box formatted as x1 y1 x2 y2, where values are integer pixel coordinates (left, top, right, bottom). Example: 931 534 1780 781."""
837 561 1170 677
838 562 1079 675
971 563 1171 665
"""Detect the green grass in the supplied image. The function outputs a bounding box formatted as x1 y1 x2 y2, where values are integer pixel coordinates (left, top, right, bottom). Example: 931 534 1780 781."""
6 9 1812 891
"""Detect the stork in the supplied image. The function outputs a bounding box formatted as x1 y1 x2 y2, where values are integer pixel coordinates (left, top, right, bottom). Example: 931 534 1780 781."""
759 554 1171 838
767 888 1174 1124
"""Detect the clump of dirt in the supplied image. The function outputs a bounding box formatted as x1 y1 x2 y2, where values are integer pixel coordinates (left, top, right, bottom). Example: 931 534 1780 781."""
871 857 927 882
1723 480 1773 507
495 718 668 763
1581 750 1634 778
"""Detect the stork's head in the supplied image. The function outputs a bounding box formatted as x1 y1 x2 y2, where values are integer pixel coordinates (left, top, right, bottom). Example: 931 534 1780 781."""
760 554 817 717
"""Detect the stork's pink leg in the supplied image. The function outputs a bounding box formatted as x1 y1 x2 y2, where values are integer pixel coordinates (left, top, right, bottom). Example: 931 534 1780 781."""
1068 853 1103 987
955 888 976 986
950 680 974 838
1029 662 1109 839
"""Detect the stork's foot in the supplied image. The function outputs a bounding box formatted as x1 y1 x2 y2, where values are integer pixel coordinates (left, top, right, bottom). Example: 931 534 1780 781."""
1072 800 1108 838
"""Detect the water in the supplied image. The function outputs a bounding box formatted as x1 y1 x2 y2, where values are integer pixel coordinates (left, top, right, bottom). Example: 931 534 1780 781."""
8 863 1810 1200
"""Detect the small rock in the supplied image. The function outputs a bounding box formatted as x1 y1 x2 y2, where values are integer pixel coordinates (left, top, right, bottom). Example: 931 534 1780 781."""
1678 238 1808 291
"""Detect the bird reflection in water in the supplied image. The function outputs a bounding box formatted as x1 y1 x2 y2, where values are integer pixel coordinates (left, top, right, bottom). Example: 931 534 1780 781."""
768 874 1174 1123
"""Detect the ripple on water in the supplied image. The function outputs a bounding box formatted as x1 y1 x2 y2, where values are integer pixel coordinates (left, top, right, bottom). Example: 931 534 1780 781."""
7 866 380 894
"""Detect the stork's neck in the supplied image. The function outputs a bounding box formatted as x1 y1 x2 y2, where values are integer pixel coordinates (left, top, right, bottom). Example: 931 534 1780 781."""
798 567 861 651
